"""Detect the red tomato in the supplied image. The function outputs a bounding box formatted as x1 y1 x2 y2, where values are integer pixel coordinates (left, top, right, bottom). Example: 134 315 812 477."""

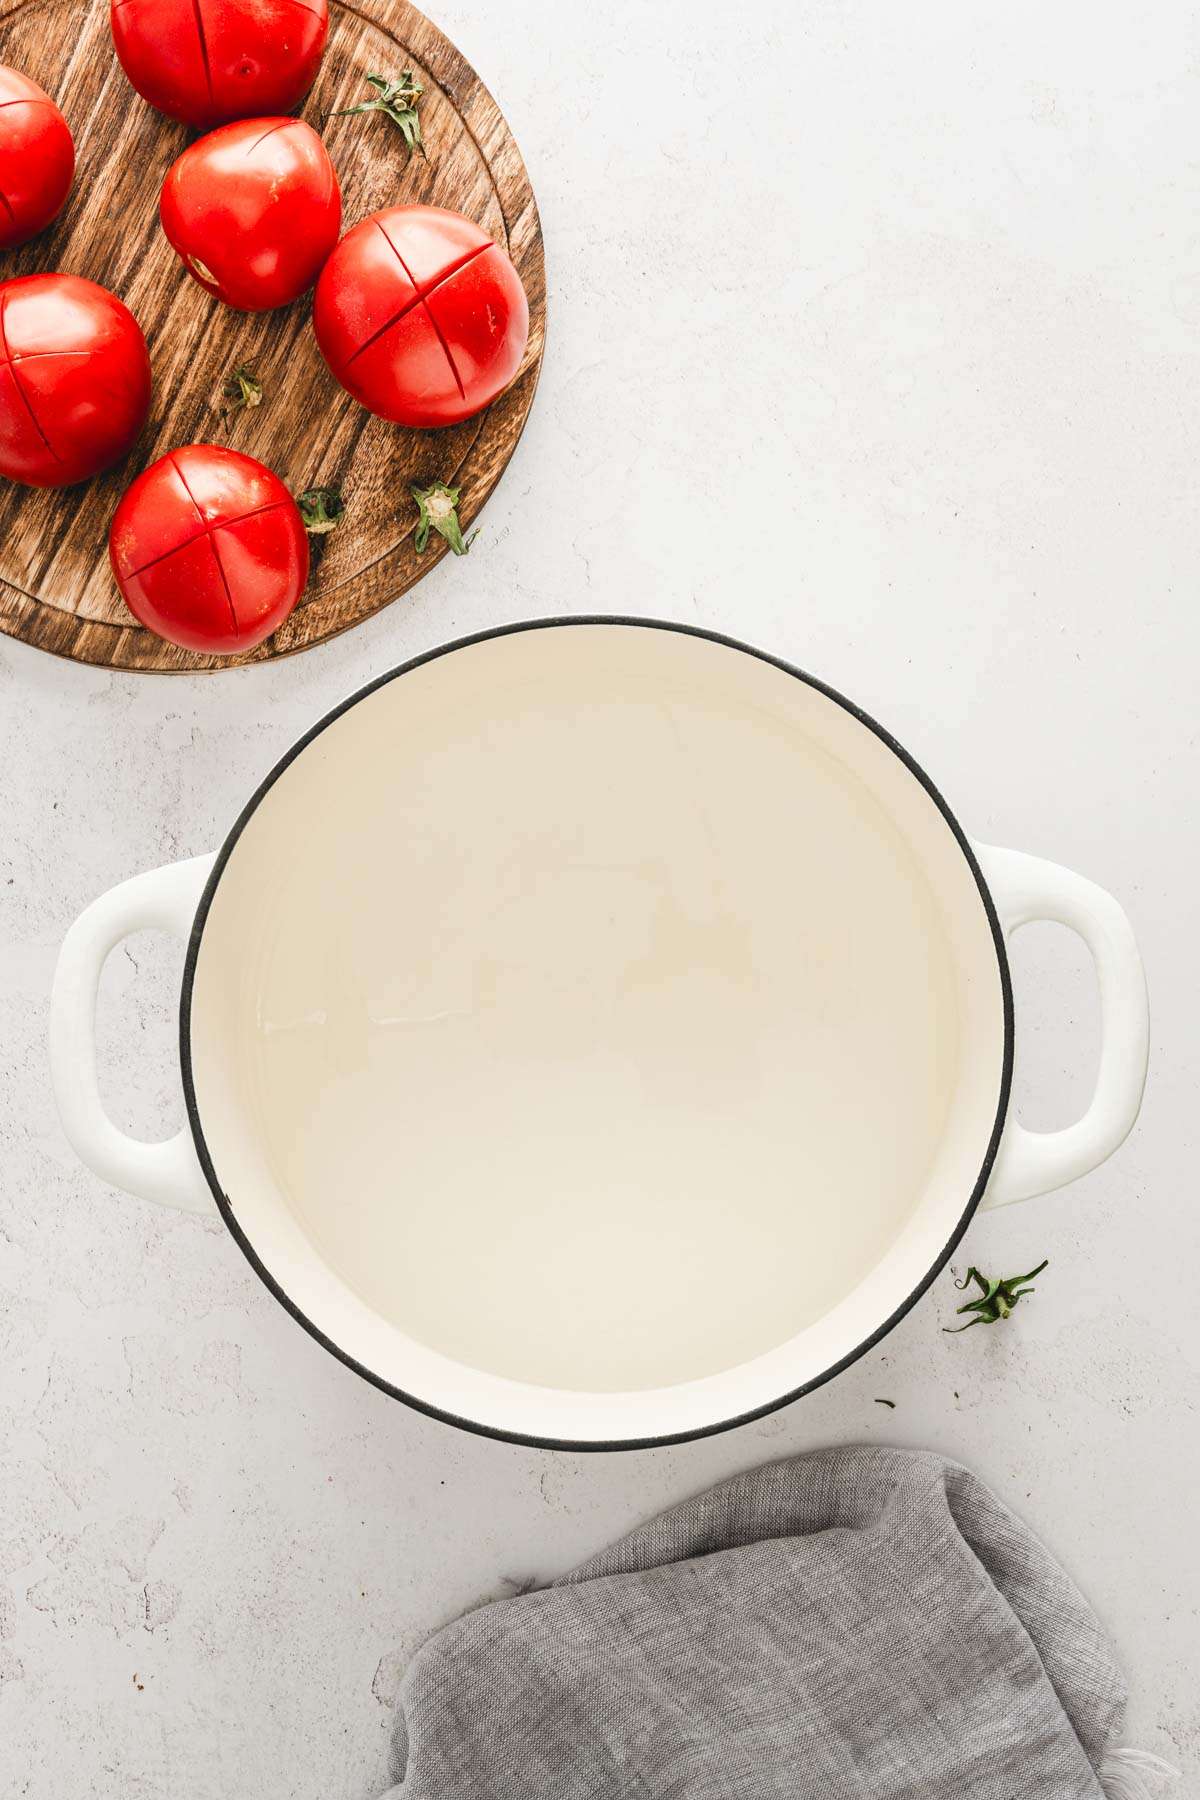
0 66 75 249
160 118 341 312
0 274 151 489
109 445 309 652
110 0 328 129
313 205 530 428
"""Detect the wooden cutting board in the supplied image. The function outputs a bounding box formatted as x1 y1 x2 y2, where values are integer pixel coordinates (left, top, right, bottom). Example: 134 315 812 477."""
0 0 545 671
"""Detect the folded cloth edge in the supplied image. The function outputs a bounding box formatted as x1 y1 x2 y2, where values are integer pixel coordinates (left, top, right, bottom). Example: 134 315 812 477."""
381 1444 1177 1799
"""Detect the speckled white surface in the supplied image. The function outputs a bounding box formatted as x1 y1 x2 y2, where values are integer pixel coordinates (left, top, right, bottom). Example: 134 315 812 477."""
3 2 1198 1793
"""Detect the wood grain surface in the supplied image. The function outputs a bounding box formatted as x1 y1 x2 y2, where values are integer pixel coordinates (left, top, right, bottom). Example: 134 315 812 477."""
0 0 545 671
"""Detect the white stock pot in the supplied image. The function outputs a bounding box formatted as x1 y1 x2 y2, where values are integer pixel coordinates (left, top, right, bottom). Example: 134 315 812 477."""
50 621 1148 1449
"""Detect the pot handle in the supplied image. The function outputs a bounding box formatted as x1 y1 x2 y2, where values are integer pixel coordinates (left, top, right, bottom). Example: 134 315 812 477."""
972 842 1149 1208
49 855 218 1215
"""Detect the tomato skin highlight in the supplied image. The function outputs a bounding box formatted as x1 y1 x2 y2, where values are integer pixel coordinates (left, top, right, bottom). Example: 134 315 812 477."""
109 444 309 653
313 204 530 428
160 118 341 312
0 273 151 489
110 0 329 130
0 65 75 248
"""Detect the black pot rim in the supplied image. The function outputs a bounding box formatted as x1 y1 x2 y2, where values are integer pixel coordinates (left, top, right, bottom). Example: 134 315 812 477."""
179 615 1015 1453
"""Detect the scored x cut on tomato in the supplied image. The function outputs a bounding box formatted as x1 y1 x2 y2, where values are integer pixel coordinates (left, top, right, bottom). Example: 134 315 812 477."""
0 273 151 489
0 65 75 249
313 204 530 429
109 444 310 654
110 0 329 129
160 117 342 312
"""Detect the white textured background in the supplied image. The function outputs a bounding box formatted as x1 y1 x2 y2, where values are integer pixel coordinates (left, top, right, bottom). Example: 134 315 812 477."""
3 1 1198 1794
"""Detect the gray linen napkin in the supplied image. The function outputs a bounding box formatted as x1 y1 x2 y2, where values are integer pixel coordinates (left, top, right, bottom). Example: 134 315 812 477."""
383 1446 1172 1798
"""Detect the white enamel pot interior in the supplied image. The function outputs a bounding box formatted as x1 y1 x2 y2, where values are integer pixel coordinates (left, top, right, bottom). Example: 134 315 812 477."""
50 620 1149 1448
